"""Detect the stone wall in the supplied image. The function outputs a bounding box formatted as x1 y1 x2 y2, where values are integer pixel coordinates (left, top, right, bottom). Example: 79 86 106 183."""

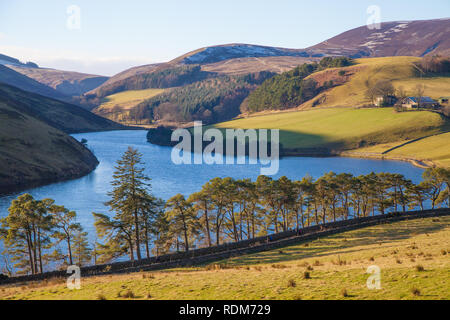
1 208 449 285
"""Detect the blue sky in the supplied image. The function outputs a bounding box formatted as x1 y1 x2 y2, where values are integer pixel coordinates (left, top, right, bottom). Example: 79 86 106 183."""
0 0 448 75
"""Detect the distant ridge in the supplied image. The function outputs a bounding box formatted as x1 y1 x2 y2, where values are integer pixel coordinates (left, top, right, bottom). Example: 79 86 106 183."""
0 64 66 100
308 18 450 58
88 18 450 101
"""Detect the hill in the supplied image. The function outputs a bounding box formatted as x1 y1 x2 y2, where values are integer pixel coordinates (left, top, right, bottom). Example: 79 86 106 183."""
172 43 313 65
0 83 124 133
81 18 449 124
244 56 450 111
88 18 450 101
2 215 448 300
0 53 38 68
86 63 160 97
136 72 274 124
0 53 108 97
87 58 315 124
0 84 125 193
201 56 318 75
7 65 108 96
245 57 352 112
89 64 213 99
0 65 67 100
308 18 450 58
214 107 450 155
87 53 318 102
301 56 423 109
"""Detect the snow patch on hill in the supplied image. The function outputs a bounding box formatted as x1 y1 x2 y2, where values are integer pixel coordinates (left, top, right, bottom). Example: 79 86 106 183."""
359 22 411 49
183 45 312 64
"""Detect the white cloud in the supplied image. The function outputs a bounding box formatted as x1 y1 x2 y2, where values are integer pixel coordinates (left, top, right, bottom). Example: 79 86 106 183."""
0 45 155 76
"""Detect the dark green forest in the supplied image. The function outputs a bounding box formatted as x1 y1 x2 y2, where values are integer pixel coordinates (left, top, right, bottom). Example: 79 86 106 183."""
247 57 352 112
92 65 213 98
136 72 275 123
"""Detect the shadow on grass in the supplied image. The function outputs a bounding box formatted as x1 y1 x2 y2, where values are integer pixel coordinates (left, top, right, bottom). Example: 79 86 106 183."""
217 217 449 266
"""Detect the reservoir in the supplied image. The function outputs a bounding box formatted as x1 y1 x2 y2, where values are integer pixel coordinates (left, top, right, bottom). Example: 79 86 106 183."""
0 130 425 241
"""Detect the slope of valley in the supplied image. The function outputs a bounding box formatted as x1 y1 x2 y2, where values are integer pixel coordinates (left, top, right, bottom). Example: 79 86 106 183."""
80 18 450 127
8 65 109 96
0 83 125 194
0 65 67 101
308 18 450 58
0 53 109 98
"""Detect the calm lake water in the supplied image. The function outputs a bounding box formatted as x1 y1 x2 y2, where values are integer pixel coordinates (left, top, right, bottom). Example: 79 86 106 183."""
0 130 425 243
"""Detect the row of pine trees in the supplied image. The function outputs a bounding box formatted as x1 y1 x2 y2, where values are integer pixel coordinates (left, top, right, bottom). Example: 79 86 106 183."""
1 147 449 275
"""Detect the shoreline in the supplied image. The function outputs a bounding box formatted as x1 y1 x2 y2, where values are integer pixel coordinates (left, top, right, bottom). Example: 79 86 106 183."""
2 150 431 198
0 160 99 197
146 127 437 169
339 151 435 169
1 129 437 197
0 127 141 197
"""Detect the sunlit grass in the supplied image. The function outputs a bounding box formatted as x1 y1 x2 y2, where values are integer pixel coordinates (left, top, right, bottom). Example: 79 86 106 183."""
387 132 450 168
301 56 450 108
1 216 448 300
214 107 448 150
97 88 165 111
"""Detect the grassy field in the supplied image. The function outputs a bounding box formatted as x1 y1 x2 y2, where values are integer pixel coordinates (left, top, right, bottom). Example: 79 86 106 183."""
214 107 449 151
96 88 165 111
347 132 450 168
387 133 450 167
2 216 448 300
93 88 165 122
211 57 450 163
301 56 450 109
392 77 450 100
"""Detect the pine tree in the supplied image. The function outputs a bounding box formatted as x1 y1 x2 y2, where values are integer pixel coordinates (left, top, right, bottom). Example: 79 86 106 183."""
49 204 81 265
92 212 133 263
165 194 199 252
106 147 153 261
72 229 92 266
189 189 214 247
0 194 52 274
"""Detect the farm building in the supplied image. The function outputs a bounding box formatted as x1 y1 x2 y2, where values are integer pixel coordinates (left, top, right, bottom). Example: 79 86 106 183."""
401 96 437 109
375 95 397 107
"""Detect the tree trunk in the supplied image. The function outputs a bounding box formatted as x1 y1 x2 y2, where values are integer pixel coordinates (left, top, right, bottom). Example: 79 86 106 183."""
180 210 189 252
67 236 73 265
130 164 141 261
129 239 134 262
37 228 43 273
133 210 141 260
230 207 238 242
32 226 38 274
203 201 212 247
25 231 34 274
251 208 255 239
145 227 150 259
